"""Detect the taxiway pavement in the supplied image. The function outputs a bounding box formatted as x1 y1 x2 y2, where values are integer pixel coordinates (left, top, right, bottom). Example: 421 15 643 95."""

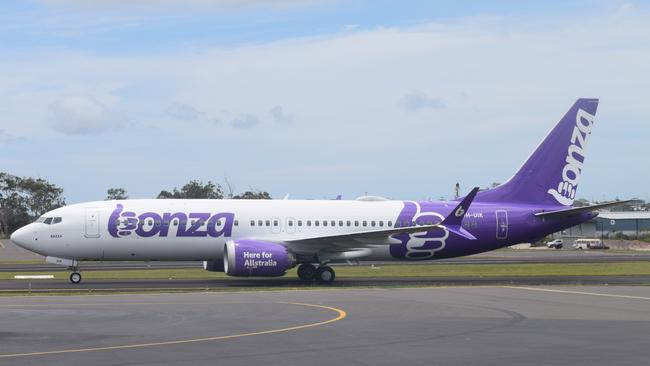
1 286 649 366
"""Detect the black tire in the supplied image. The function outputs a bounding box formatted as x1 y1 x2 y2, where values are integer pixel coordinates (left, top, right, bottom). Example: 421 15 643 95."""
297 263 316 281
315 266 335 284
69 272 82 284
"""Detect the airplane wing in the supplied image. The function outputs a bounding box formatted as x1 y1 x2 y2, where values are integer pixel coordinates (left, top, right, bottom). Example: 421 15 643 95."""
534 200 633 218
284 187 480 246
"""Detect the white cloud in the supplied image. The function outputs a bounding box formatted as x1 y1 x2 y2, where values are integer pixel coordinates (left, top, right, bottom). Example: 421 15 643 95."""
164 102 204 120
402 91 445 111
0 129 24 143
270 106 294 124
230 114 260 128
49 96 127 135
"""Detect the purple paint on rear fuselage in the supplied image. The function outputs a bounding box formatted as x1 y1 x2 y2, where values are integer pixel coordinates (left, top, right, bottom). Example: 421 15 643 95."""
389 200 595 261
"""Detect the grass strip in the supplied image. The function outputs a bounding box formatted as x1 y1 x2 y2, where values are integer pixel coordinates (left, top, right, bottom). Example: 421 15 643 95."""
2 262 650 281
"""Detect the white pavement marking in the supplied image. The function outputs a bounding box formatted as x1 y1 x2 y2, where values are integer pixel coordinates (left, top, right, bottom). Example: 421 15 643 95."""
503 286 650 301
13 275 55 279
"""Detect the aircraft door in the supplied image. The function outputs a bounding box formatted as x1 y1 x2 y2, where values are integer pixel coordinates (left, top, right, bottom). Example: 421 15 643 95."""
495 210 508 239
85 208 101 238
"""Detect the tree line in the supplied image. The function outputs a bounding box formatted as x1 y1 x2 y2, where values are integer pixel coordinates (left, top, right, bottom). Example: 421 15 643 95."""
0 172 270 237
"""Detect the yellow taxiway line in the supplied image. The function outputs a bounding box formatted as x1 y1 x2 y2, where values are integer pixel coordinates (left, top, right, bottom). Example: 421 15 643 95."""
0 301 347 358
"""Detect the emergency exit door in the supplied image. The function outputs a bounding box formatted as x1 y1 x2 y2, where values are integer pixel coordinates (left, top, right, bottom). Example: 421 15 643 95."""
495 210 508 240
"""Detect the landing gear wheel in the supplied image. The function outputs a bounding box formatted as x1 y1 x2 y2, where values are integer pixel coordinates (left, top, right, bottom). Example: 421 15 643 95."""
315 266 335 284
297 264 316 281
69 272 82 284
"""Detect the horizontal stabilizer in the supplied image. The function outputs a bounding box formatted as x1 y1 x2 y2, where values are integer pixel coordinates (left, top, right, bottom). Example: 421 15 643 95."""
535 200 633 218
445 225 477 240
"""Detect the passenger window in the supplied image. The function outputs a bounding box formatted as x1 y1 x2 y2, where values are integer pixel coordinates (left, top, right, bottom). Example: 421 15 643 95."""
250 220 255 226
323 221 328 227
148 219 154 226
315 221 320 227
265 220 270 226
346 220 351 226
379 221 384 227
234 220 239 226
388 220 393 227
298 220 302 226
371 221 376 227
339 220 343 227
288 220 293 227
273 220 278 226
362 220 367 227
155 220 161 227
354 220 359 227
258 220 263 226
331 220 336 227
173 220 178 226
307 220 312 226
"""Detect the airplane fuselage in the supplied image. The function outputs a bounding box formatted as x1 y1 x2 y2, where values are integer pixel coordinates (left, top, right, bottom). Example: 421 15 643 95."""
12 198 592 263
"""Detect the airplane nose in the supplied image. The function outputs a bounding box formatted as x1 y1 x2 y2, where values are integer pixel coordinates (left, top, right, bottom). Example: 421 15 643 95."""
10 225 32 250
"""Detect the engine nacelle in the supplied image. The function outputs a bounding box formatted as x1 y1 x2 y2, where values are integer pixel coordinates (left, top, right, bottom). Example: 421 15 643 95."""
203 259 224 272
223 240 295 277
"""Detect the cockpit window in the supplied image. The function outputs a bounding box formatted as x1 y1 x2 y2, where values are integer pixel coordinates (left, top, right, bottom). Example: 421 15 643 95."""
36 216 62 225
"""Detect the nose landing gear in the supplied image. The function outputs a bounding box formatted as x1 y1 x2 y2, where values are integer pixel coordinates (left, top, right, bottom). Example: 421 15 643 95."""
69 272 82 284
68 264 82 284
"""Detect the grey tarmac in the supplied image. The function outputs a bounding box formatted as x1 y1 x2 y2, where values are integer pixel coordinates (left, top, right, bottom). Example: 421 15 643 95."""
1 286 650 366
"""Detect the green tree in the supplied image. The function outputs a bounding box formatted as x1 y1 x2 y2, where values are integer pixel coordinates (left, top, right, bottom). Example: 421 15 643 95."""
156 180 224 199
0 172 65 236
573 198 589 207
106 188 129 200
232 190 272 199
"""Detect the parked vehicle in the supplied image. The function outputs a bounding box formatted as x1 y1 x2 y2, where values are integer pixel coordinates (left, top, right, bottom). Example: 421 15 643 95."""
545 239 563 249
573 238 609 250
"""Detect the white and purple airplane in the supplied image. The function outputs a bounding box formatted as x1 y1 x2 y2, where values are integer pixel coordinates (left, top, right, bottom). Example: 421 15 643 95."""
10 99 626 284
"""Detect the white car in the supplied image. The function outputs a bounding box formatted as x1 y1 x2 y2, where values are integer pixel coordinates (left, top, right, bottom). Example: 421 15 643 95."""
546 239 563 249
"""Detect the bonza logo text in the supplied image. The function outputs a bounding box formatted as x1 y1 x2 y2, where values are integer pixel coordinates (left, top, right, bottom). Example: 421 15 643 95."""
108 204 234 238
548 108 595 206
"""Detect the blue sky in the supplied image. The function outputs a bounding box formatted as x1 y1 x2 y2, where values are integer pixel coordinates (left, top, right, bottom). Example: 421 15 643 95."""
1 0 649 203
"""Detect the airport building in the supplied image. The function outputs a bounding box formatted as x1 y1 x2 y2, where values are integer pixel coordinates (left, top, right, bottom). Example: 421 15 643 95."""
593 211 650 236
552 211 650 241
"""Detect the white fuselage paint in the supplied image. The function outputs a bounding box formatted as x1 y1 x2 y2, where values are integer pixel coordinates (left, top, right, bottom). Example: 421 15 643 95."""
12 199 460 262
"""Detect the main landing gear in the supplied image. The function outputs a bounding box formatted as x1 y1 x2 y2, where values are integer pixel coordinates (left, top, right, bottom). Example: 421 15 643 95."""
297 263 335 284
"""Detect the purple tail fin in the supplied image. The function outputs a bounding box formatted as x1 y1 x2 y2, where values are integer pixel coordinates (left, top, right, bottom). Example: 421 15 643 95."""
477 98 599 207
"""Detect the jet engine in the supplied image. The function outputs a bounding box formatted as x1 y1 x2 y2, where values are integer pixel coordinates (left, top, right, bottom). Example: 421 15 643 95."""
223 240 295 277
